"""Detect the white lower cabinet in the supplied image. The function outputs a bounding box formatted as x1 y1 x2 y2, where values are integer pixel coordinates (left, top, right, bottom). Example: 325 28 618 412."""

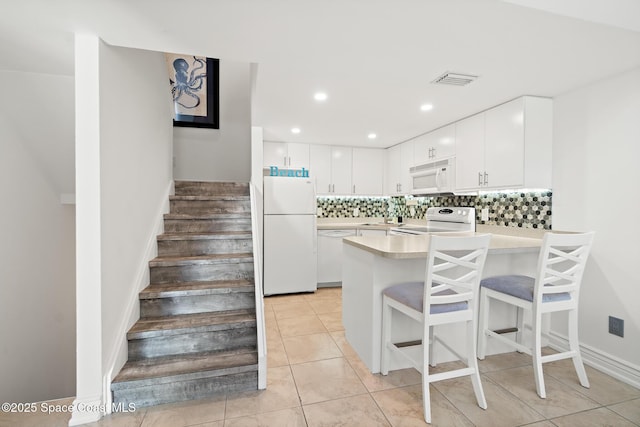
317 229 357 284
357 229 388 237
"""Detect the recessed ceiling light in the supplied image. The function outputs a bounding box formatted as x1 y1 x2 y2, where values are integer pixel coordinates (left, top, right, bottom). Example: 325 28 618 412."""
291 127 301 134
420 103 434 112
314 92 328 101
368 133 377 139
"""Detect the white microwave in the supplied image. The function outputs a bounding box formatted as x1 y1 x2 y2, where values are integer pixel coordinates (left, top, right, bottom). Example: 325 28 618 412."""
409 157 455 195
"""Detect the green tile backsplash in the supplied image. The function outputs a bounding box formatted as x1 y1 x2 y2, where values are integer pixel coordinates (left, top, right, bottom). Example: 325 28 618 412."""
317 190 552 230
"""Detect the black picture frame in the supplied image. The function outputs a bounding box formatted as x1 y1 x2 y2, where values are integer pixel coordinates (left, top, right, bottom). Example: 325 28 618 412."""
167 55 219 129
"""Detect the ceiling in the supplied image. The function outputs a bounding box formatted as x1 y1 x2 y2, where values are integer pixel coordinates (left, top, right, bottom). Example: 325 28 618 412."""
1 0 640 149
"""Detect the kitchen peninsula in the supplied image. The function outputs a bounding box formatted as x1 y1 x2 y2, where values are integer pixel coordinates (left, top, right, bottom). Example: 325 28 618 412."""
342 229 546 373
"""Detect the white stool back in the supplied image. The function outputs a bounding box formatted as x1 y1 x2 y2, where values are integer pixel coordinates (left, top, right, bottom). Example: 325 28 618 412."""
381 234 491 423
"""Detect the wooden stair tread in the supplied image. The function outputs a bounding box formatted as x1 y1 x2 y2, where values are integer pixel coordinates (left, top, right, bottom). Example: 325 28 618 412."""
128 310 256 339
150 253 253 267
170 195 249 201
140 280 254 299
112 348 257 386
157 231 252 241
164 212 251 219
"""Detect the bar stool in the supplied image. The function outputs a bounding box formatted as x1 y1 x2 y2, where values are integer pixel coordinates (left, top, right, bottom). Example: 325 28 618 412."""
478 232 595 398
381 234 491 424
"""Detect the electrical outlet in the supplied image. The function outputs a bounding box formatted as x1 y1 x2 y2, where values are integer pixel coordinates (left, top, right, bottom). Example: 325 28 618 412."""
353 207 359 217
609 316 624 338
481 208 489 221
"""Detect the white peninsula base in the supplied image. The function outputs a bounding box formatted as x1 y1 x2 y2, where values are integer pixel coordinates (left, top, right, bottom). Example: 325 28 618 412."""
342 233 544 373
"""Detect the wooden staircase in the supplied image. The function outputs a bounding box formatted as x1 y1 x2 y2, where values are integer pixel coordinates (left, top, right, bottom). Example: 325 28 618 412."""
111 181 259 407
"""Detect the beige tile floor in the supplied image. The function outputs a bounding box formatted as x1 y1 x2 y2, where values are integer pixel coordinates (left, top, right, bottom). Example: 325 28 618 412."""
3 287 639 427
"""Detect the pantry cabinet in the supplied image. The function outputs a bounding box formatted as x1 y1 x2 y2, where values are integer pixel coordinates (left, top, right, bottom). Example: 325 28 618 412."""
455 96 552 192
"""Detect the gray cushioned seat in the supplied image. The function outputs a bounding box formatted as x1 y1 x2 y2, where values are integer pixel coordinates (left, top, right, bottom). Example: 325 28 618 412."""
383 281 468 314
480 275 570 302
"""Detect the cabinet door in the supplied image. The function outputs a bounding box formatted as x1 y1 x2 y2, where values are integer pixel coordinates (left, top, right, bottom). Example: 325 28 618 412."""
399 141 414 194
455 113 485 191
352 148 384 195
431 124 456 160
263 142 287 168
331 146 353 195
310 144 332 194
413 133 431 165
287 142 310 169
385 145 401 195
485 98 524 188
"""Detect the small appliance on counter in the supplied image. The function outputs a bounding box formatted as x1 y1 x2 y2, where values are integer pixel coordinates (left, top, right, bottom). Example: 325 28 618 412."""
263 176 318 295
390 207 476 235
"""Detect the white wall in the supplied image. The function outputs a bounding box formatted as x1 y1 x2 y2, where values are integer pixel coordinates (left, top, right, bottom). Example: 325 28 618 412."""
72 36 173 425
98 42 174 380
173 60 252 182
552 67 640 369
0 115 76 402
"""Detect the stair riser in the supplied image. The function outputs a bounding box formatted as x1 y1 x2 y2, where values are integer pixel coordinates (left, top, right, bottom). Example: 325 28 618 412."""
175 182 249 197
150 262 254 284
163 218 252 233
157 238 253 257
112 370 257 408
128 327 257 360
170 200 250 214
140 293 255 317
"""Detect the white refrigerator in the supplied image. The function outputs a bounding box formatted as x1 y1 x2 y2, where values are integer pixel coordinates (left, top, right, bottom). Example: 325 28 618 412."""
263 176 318 295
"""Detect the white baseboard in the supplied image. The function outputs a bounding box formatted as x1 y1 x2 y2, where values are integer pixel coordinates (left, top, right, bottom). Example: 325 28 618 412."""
102 180 173 412
68 396 102 426
548 331 640 389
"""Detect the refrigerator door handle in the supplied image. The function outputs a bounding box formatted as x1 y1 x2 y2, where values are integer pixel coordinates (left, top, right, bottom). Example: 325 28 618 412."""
312 218 317 254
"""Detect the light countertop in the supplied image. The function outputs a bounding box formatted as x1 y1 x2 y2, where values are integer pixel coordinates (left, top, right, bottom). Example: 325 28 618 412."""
343 232 544 259
317 218 424 231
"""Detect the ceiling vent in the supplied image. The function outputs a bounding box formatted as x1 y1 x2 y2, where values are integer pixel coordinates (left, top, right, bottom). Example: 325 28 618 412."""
432 72 478 86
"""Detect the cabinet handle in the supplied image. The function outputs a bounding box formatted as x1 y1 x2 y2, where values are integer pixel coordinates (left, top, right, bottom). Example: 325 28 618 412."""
433 147 436 158
478 172 483 186
283 157 287 167
353 184 356 194
399 183 402 192
288 156 291 166
328 184 331 193
484 172 488 186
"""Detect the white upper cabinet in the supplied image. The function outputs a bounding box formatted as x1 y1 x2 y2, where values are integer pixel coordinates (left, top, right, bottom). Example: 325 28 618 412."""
352 148 384 195
309 144 332 194
310 145 353 195
455 96 552 192
263 142 309 169
413 124 456 165
330 146 353 195
455 113 486 191
385 141 413 195
484 98 525 189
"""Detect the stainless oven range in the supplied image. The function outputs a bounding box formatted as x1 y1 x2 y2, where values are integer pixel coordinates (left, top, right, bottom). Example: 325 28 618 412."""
390 207 476 235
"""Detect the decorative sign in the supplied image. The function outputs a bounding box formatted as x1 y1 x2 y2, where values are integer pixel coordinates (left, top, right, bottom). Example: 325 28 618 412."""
267 166 310 177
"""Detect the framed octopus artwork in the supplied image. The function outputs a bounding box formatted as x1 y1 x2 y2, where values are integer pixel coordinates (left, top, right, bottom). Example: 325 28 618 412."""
165 53 219 129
